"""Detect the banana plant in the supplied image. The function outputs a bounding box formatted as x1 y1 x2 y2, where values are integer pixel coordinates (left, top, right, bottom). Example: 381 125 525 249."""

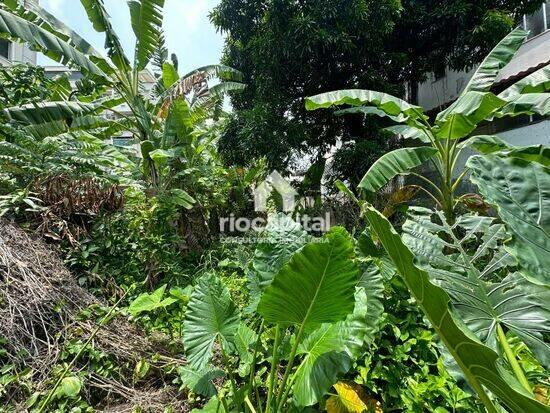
306 28 550 222
181 214 384 412
0 0 245 188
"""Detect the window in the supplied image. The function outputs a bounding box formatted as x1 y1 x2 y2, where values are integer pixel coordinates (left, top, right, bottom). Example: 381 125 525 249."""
524 2 549 38
433 66 446 81
112 137 135 147
0 39 10 59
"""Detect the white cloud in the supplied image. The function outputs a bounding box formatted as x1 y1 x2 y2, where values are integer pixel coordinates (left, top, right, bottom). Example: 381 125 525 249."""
166 0 216 33
41 0 66 20
36 0 224 73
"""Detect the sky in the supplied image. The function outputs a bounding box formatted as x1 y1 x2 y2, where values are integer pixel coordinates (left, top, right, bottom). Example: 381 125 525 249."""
39 0 225 75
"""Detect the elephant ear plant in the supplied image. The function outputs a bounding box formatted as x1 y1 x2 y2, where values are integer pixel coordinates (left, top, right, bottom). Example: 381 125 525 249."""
181 214 384 412
362 205 550 413
402 207 549 387
305 27 550 222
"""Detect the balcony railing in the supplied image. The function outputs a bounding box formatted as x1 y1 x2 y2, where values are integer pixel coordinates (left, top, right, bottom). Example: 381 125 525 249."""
524 1 550 38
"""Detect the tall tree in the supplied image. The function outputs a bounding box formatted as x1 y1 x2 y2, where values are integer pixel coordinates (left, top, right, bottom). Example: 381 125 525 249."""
211 0 402 181
212 0 544 186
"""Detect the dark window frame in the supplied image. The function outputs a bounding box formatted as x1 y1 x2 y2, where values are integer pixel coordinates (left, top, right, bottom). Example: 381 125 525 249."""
0 39 10 59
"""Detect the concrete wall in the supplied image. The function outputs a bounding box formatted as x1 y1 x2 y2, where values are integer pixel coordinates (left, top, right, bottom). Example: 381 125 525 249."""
417 8 550 112
417 68 475 112
499 119 550 146
10 42 37 65
0 42 37 66
455 120 550 182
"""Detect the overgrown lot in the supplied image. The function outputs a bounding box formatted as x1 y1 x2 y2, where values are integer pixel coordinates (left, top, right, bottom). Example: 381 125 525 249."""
0 1 549 412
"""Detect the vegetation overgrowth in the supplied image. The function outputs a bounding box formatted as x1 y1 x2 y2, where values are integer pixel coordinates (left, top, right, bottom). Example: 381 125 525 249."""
0 1 548 412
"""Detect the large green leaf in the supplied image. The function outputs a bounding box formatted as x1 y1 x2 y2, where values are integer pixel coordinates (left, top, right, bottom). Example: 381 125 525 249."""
128 284 177 316
363 206 549 413
17 2 113 75
183 274 240 369
23 120 69 140
179 64 244 83
402 208 549 369
499 63 550 99
357 262 386 336
3 101 97 125
460 136 550 166
190 81 247 111
499 145 550 167
463 28 527 94
435 91 505 139
0 8 106 78
459 135 511 154
482 273 550 368
498 93 550 117
178 365 225 398
128 0 165 71
234 323 258 377
162 62 180 89
384 125 431 143
165 188 196 210
257 227 358 327
467 155 550 286
80 0 130 69
358 147 438 193
292 270 383 407
5 0 104 61
305 89 424 120
252 214 308 293
334 106 409 124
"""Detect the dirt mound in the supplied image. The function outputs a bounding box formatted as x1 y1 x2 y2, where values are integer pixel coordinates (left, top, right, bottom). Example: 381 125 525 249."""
0 219 186 411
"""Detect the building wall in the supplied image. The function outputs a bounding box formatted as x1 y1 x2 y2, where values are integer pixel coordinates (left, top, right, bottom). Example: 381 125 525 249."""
454 120 550 182
417 68 475 112
0 0 39 66
499 119 550 146
0 42 37 66
417 3 550 112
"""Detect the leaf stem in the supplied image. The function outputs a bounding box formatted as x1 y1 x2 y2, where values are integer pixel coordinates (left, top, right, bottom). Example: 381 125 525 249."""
245 395 258 413
496 324 532 394
275 323 306 411
251 321 265 413
219 339 240 409
220 395 230 412
265 324 281 413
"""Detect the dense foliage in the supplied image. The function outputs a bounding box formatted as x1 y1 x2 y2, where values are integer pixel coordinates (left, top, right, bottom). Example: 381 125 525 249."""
211 0 544 182
0 1 549 413
211 0 402 175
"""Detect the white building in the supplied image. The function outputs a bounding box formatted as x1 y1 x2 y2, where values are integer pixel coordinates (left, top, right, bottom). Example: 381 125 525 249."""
0 1 38 66
0 39 37 66
417 2 550 153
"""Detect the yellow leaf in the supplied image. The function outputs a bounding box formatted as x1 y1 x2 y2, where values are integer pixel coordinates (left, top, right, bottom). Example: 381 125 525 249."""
326 381 382 413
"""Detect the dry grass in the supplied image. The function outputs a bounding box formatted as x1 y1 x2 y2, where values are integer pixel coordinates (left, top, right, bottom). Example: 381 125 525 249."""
0 219 187 411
